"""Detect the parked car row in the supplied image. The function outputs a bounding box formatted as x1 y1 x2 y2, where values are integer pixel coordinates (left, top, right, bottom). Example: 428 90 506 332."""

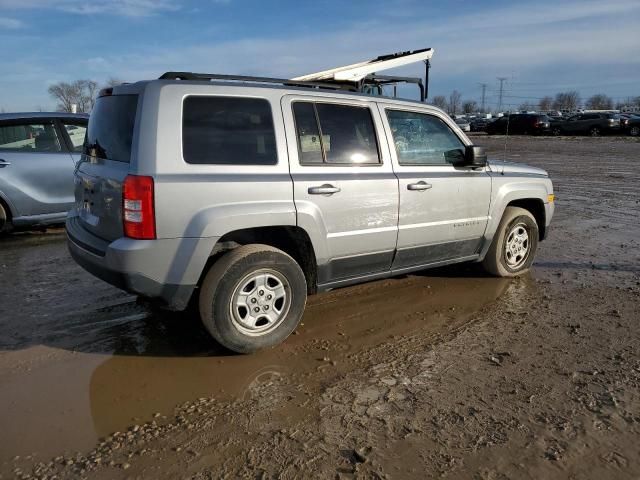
463 112 640 137
486 114 550 135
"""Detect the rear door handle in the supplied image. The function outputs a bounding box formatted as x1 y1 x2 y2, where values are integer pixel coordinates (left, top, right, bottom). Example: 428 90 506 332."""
0 159 11 166
308 184 341 195
407 181 432 191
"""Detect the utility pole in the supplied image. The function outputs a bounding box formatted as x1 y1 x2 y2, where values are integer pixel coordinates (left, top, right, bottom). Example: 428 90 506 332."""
479 83 487 113
497 77 507 112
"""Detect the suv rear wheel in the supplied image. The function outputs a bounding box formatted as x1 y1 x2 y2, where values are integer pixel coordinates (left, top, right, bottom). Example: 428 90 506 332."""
482 207 539 277
589 126 601 137
199 244 307 353
629 126 640 137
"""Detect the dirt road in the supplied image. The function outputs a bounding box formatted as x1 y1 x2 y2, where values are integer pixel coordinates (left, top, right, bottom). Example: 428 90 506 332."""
1 136 639 479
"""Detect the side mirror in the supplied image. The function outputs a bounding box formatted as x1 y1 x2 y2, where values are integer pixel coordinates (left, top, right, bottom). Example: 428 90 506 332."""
464 145 487 167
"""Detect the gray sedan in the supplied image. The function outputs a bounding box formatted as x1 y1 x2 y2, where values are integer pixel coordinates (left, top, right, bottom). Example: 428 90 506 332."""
0 112 88 232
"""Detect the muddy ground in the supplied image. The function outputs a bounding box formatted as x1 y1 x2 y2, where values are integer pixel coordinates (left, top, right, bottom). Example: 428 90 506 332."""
1 135 639 479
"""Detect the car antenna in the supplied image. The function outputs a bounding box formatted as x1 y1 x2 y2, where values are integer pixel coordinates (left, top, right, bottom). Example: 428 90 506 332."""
501 113 510 175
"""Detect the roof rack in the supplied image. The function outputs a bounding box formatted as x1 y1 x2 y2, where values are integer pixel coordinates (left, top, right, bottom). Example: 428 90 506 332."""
159 48 434 102
361 74 425 102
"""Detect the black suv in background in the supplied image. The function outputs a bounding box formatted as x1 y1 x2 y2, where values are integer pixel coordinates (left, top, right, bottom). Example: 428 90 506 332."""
550 113 621 136
621 113 640 136
486 114 551 135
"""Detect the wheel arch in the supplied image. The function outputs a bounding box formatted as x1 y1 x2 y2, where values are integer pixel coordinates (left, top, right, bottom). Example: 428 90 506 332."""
505 198 546 241
202 225 318 295
480 182 550 261
0 191 14 231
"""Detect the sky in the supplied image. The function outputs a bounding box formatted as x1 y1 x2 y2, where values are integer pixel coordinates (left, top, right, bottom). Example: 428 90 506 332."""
0 0 639 112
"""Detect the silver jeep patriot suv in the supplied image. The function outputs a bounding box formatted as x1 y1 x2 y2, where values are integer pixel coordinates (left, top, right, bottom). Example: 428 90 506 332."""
67 72 554 353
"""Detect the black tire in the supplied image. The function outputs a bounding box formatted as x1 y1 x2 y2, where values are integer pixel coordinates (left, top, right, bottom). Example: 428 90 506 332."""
198 244 307 353
629 126 640 137
482 207 539 277
589 126 600 137
552 128 561 136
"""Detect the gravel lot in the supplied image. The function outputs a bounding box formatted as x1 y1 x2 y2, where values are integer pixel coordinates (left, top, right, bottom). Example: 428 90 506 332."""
1 135 639 479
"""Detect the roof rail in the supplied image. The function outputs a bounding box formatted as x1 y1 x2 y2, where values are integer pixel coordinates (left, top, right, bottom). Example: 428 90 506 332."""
158 72 358 92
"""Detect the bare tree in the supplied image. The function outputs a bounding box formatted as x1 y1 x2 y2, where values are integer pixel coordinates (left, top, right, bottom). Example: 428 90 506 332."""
48 82 77 112
552 91 581 112
585 94 613 110
430 95 448 111
616 97 637 110
448 90 462 115
538 96 553 111
462 100 478 114
48 79 99 113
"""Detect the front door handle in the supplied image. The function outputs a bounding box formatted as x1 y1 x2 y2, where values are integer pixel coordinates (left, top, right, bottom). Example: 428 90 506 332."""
308 184 341 195
0 159 11 166
407 181 432 191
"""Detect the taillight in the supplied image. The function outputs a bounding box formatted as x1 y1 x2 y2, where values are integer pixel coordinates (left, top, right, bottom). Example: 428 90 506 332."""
123 175 156 239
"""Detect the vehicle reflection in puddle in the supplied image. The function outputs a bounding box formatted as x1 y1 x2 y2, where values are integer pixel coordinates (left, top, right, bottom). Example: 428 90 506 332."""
1 269 511 461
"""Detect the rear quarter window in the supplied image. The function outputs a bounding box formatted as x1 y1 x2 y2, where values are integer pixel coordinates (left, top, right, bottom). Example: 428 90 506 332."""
182 96 277 165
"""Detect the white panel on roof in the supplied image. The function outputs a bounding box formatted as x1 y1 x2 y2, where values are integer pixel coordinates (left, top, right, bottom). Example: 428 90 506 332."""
292 48 434 83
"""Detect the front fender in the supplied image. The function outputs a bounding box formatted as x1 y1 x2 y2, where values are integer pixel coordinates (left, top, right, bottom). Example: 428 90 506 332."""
480 177 552 258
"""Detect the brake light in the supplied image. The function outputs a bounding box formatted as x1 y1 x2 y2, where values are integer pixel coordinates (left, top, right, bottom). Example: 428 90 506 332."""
123 175 156 239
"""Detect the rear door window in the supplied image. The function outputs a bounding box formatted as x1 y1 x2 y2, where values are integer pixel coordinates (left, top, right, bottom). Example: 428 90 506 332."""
292 102 380 165
84 94 138 163
182 96 277 165
0 122 62 152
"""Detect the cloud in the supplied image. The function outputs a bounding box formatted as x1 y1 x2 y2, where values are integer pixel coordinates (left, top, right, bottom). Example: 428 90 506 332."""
0 0 179 17
1 0 639 111
95 0 639 83
0 17 24 28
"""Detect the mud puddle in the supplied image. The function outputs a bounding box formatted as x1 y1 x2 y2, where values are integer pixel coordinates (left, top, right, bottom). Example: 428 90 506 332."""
0 231 510 464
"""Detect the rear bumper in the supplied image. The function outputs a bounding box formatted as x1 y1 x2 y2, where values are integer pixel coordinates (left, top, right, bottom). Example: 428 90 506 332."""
66 214 216 310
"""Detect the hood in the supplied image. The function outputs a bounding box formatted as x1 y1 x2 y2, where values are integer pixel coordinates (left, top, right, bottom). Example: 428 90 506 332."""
487 160 548 177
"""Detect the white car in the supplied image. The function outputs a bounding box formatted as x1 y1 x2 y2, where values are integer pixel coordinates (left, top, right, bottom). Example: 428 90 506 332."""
455 117 471 132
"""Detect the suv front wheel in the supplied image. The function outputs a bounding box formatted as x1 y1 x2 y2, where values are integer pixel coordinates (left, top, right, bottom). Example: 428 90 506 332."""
482 207 539 277
199 244 307 353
